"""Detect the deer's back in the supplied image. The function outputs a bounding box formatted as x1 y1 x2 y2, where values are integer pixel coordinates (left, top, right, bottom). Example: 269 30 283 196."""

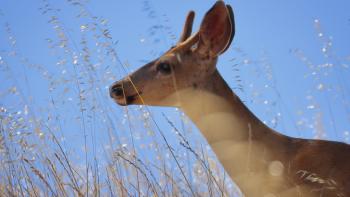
290 138 350 196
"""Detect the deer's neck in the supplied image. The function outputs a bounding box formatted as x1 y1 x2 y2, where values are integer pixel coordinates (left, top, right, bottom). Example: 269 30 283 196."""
179 69 293 179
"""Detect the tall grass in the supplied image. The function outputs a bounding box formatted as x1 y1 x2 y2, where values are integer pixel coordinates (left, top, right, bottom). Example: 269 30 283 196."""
1 1 349 197
0 1 236 196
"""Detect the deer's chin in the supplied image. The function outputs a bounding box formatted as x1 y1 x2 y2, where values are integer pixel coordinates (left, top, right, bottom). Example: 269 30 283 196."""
114 94 141 106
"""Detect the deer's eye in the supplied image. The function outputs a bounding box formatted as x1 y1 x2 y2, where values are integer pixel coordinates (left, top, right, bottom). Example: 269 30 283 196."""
156 63 172 75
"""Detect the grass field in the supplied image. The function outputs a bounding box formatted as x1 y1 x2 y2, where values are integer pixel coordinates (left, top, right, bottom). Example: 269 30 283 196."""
1 1 349 196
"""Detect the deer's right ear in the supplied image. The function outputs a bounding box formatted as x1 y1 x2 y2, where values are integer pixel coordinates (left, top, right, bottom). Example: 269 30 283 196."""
196 1 235 58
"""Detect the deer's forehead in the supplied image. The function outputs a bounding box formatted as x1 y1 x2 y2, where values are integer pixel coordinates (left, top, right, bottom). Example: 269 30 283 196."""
159 52 183 63
161 53 176 59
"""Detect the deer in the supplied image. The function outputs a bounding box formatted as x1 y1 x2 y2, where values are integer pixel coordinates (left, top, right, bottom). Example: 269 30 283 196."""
110 1 350 196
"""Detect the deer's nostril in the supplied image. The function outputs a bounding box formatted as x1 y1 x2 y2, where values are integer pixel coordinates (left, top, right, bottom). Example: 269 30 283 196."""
110 85 124 97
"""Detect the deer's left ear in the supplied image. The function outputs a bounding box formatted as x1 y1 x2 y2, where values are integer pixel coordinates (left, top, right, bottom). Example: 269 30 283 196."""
197 1 235 58
178 11 195 43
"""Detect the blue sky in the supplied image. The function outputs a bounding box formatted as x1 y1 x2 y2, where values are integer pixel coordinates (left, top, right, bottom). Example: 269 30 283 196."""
1 0 350 193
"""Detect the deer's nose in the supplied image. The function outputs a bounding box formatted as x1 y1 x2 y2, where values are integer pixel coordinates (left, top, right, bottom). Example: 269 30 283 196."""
110 84 124 98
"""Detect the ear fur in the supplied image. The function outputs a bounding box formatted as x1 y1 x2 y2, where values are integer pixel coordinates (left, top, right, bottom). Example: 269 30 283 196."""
220 5 235 54
197 1 235 57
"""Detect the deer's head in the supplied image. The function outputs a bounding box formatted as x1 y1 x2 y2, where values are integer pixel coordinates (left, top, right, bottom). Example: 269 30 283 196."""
110 1 235 107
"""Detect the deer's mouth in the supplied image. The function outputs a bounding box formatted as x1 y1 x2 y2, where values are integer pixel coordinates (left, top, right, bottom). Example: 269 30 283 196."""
112 92 142 106
122 93 141 106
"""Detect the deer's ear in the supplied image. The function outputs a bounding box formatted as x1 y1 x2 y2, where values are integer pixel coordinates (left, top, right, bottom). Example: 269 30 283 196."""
178 11 195 43
197 1 235 57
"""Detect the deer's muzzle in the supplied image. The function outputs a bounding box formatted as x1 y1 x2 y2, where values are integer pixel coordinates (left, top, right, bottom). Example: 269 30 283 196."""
110 84 124 98
109 82 141 106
